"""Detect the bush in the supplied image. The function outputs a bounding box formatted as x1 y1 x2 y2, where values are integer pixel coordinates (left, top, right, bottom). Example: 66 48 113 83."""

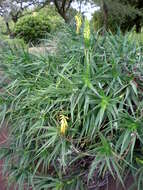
1 23 143 189
14 5 64 44
37 5 64 32
14 14 51 44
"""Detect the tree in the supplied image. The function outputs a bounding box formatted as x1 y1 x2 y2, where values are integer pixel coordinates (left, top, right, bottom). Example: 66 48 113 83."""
0 0 40 35
93 0 143 33
53 0 73 22
0 0 77 26
127 0 143 33
39 0 93 22
0 0 12 34
0 0 39 23
0 0 77 35
0 0 92 26
38 0 74 22
102 0 108 31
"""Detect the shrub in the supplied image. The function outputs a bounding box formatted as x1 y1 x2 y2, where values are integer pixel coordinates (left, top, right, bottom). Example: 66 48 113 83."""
14 5 64 44
14 14 51 44
0 23 143 189
37 5 64 32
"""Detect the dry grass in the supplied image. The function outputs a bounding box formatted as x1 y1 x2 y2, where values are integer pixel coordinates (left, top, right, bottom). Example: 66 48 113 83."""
29 40 57 55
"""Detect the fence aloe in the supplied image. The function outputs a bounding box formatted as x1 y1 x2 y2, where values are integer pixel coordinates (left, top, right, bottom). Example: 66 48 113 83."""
0 20 143 190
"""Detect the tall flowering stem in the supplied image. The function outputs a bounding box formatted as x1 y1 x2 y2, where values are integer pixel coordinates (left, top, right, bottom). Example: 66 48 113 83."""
84 18 90 49
83 18 91 87
60 115 68 135
75 13 82 34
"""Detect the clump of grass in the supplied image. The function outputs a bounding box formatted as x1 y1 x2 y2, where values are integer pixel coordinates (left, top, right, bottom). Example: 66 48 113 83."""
0 21 143 190
129 31 143 45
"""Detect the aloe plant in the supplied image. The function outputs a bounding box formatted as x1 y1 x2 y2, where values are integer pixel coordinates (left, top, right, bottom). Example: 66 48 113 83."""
0 22 143 190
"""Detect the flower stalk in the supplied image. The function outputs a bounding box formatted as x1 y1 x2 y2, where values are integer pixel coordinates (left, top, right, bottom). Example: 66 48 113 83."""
75 14 82 34
60 115 68 135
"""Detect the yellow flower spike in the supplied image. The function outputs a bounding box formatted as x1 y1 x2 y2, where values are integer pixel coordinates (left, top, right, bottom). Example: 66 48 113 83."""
32 12 37 17
75 13 82 34
84 18 90 48
60 115 68 135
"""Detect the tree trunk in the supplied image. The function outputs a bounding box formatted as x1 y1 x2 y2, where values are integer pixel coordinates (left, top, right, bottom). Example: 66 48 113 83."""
12 16 18 24
135 0 142 33
5 22 11 35
135 16 141 33
102 0 108 33
59 9 68 22
136 23 141 33
54 0 70 23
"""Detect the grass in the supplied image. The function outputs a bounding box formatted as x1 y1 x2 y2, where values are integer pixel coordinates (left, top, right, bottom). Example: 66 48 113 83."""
129 31 143 44
0 23 143 190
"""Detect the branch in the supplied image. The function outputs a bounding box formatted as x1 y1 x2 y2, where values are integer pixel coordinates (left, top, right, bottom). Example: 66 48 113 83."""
62 0 66 11
54 0 61 13
66 0 73 12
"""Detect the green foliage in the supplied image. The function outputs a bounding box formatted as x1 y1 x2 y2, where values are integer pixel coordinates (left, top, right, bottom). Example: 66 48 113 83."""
93 10 121 33
0 16 6 33
37 5 64 32
0 24 143 189
129 31 143 44
0 16 14 34
93 0 143 33
14 5 64 44
14 14 51 44
3 38 27 49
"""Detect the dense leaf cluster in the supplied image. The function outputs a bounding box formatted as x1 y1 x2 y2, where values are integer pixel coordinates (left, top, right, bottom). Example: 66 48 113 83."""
14 6 64 44
93 0 143 33
0 26 143 189
14 14 51 44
